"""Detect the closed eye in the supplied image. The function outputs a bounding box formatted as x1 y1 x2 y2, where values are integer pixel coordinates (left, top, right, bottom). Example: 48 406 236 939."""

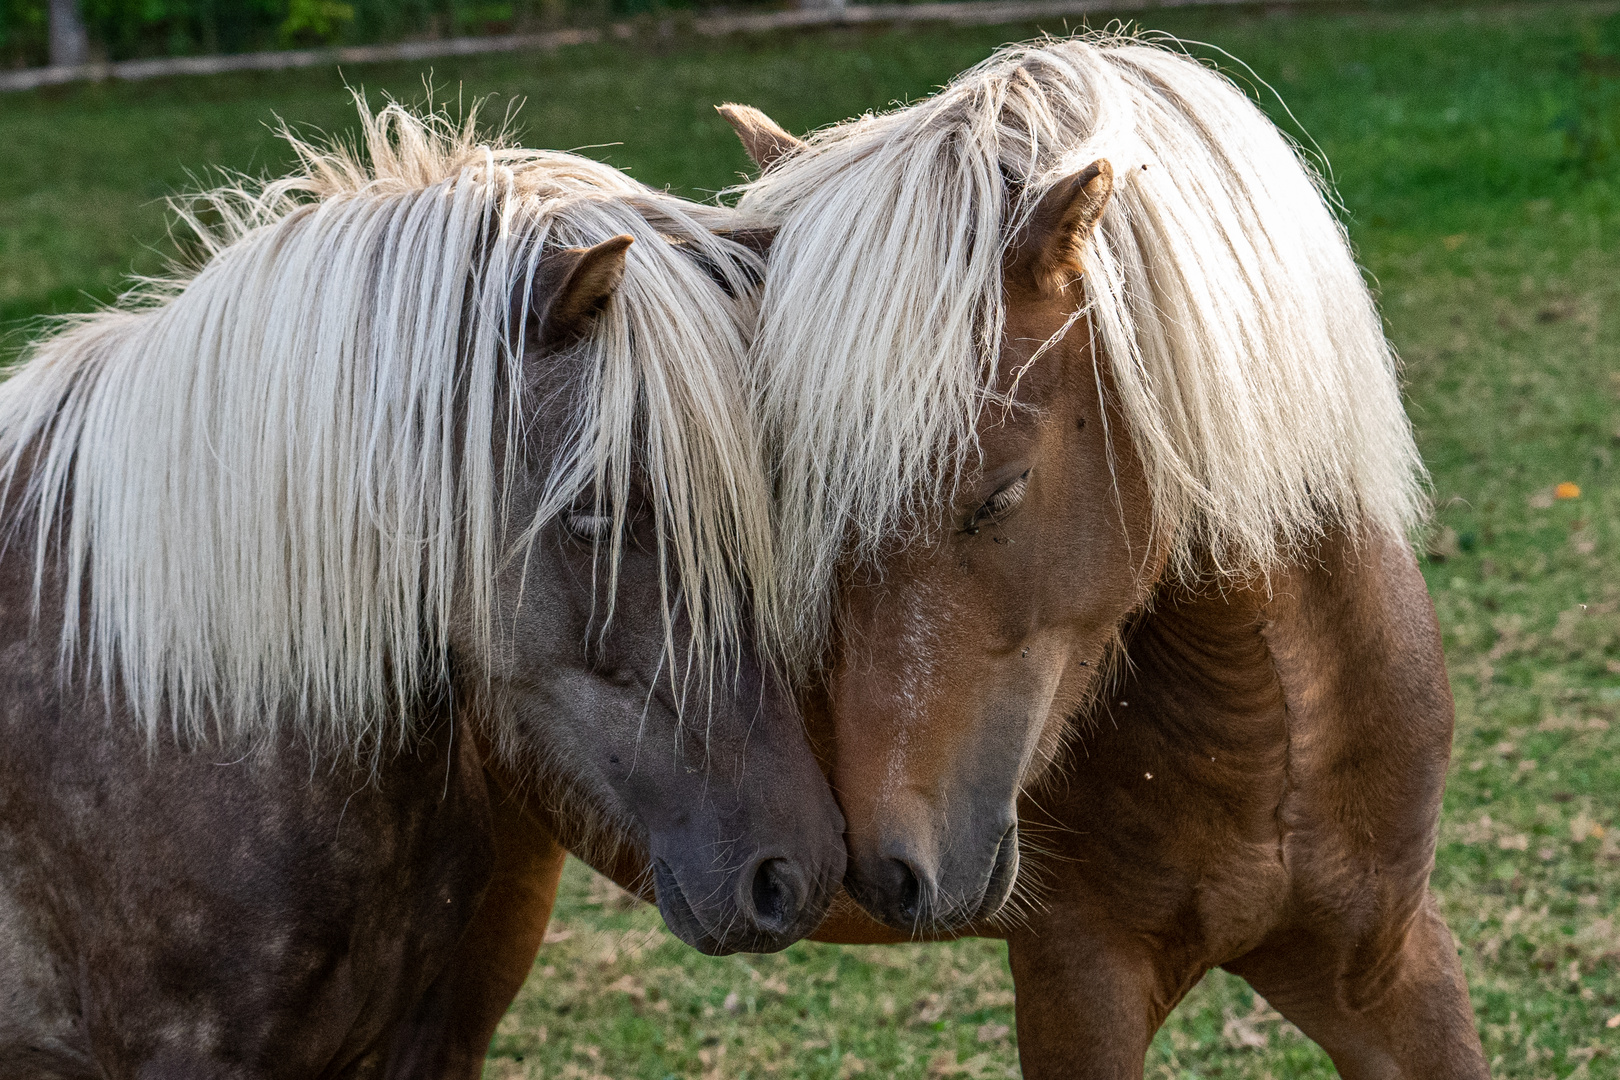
564 511 615 542
964 469 1031 533
985 471 1030 517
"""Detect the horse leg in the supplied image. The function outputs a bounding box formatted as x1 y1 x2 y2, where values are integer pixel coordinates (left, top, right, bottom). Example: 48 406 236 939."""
1006 906 1203 1080
996 577 1304 1080
1225 892 1485 1079
384 783 567 1080
1221 532 1487 1079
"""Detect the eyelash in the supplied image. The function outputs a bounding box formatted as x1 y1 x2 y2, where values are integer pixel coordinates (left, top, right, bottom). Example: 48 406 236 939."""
963 470 1030 534
985 472 1029 517
564 511 614 541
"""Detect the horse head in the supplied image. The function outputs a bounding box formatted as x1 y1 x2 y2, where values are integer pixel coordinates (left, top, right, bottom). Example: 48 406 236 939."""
811 163 1165 932
733 137 1155 931
479 224 846 955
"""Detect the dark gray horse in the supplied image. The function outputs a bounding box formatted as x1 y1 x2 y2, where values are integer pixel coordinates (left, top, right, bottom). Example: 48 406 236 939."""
0 103 844 1077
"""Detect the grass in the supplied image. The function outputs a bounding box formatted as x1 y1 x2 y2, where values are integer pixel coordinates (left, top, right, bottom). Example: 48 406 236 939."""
2 1 1618 1076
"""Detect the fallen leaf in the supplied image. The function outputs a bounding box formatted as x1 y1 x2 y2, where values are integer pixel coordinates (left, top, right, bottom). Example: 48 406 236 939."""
913 993 948 1024
700 1043 728 1080
1455 813 1495 845
1557 482 1582 499
1607 1012 1620 1029
586 871 643 910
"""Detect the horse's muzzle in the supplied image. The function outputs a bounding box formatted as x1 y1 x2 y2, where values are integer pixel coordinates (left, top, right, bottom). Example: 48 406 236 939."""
845 818 1020 933
653 849 837 955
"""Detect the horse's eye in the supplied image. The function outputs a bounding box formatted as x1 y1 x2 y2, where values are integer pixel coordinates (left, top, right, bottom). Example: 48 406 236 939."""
564 511 615 542
964 469 1031 533
984 470 1031 517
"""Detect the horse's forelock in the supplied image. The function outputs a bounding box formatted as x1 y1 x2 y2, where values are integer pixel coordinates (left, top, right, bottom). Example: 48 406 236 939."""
738 32 1426 667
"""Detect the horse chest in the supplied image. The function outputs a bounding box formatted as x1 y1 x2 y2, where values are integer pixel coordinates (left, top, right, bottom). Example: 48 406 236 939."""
1023 601 1296 955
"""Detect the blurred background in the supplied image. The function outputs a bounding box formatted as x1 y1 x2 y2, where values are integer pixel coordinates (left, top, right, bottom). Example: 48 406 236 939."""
4 0 785 68
2 2 1618 1077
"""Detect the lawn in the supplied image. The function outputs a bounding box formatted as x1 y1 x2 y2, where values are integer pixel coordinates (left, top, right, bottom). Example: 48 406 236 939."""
2 2 1618 1077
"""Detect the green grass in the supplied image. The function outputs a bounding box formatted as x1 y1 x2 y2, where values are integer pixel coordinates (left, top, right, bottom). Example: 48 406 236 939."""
3 2 1619 1076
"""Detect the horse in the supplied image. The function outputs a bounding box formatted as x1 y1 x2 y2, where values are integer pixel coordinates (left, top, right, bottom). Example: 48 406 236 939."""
710 34 1491 1080
0 101 845 1077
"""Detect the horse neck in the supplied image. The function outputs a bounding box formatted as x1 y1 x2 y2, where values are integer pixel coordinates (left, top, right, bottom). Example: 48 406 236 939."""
0 467 462 761
1102 571 1284 757
1083 528 1446 765
0 454 64 653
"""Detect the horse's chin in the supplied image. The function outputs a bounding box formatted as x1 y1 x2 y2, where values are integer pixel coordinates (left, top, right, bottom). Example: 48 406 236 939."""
652 858 737 956
976 822 1021 921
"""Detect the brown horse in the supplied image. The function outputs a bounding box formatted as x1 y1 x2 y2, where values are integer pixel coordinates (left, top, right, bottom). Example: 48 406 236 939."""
361 40 1487 1080
0 103 844 1077
715 34 1490 1080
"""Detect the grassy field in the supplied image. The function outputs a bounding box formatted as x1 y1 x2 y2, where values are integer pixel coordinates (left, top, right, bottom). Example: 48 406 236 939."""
3 2 1618 1077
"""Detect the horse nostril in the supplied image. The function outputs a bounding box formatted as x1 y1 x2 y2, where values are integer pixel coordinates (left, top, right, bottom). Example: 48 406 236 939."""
747 857 807 934
884 857 923 925
845 851 934 931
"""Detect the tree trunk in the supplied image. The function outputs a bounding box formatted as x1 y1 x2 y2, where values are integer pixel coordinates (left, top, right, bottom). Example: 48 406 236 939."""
48 0 91 68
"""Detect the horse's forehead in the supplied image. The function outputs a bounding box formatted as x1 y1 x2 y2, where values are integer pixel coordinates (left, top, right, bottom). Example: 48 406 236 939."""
992 287 1095 404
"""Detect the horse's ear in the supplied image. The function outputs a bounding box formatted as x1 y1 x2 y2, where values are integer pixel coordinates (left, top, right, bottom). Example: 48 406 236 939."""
531 235 634 351
1009 160 1114 296
716 103 805 172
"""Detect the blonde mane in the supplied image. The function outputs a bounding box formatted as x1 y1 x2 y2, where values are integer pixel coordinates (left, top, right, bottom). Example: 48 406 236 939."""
0 100 773 754
737 33 1427 659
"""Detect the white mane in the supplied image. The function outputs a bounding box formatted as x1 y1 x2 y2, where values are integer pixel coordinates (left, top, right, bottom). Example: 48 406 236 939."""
0 100 773 753
737 33 1426 658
